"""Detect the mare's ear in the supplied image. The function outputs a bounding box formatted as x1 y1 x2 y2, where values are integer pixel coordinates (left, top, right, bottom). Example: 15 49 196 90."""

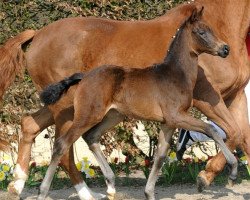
189 6 204 23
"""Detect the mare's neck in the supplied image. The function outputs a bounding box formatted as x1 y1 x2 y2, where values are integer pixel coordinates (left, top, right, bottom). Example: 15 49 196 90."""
197 0 249 44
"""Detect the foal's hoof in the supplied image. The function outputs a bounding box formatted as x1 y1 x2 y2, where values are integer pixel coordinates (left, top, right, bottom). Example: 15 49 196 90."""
107 193 115 200
92 192 107 200
196 176 209 193
227 178 236 187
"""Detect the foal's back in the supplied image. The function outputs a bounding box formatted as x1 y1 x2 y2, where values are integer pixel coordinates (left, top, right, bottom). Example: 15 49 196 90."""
74 62 192 122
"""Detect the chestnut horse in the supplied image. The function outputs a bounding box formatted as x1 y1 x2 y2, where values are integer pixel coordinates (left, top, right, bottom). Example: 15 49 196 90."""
0 0 249 198
37 8 235 200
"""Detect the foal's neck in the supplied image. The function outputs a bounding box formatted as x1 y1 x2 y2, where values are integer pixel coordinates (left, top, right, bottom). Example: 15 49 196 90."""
161 24 198 81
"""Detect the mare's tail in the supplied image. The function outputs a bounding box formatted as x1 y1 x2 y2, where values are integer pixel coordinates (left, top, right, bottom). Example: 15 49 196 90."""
0 30 35 153
0 30 36 98
40 73 84 105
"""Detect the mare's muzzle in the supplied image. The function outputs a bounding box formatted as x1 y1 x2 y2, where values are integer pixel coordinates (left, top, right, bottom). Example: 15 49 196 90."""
218 44 230 58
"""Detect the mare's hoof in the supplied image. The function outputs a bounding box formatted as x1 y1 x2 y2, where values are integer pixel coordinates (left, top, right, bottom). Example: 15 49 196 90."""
196 176 209 193
7 181 19 196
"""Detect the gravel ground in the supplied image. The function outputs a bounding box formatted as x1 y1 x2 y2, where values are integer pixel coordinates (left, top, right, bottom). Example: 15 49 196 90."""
1 181 250 200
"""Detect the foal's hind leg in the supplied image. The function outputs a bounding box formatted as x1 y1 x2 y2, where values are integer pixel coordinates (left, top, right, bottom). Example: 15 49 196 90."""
84 109 124 200
51 105 107 200
38 91 109 200
8 107 54 195
145 125 174 200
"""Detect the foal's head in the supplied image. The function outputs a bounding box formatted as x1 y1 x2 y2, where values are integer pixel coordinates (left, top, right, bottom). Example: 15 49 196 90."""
187 7 230 58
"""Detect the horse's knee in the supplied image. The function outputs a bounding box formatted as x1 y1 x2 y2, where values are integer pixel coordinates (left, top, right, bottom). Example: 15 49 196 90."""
20 115 41 142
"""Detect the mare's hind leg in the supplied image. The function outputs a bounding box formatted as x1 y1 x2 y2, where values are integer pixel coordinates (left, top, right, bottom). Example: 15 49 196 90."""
8 107 54 195
145 125 174 200
84 109 125 200
235 92 250 169
196 91 249 191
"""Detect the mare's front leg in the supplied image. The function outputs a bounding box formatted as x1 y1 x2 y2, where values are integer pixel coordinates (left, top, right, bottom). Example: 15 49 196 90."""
145 125 174 200
84 109 125 200
8 106 54 195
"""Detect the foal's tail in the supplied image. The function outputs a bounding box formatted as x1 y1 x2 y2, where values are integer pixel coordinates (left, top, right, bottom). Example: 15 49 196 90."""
0 30 36 99
40 73 84 105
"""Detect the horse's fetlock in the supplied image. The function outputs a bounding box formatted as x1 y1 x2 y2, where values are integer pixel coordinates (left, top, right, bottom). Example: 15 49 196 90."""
145 191 155 200
88 142 99 151
145 186 155 200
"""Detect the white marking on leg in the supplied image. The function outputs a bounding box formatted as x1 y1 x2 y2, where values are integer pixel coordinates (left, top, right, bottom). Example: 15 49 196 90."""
13 179 25 195
75 182 93 200
11 164 28 194
75 182 106 200
107 184 116 195
13 164 28 180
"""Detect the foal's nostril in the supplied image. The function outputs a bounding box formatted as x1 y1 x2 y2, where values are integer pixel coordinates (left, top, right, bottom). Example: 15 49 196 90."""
223 45 230 55
218 44 230 58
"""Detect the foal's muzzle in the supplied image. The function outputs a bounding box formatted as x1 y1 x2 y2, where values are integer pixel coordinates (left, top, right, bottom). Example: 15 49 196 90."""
218 44 230 58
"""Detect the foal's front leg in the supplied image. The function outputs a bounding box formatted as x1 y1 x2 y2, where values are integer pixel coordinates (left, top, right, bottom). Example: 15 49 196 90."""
195 90 248 190
145 125 174 200
192 69 242 190
173 113 238 184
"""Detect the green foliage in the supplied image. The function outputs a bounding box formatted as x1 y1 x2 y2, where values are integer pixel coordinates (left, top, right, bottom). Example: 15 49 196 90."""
0 0 187 44
186 162 203 182
26 163 71 189
162 161 178 184
0 162 13 190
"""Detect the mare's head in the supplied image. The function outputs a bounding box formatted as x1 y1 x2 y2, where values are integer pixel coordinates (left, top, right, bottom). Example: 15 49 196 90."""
186 7 229 58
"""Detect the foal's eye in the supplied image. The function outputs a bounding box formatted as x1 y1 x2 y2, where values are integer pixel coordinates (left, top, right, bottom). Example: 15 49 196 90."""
198 31 205 36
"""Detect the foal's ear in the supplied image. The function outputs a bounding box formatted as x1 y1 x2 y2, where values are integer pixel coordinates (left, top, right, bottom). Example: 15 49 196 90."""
189 6 204 23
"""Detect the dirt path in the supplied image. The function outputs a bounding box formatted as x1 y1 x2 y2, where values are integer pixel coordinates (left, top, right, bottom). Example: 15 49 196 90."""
1 181 250 200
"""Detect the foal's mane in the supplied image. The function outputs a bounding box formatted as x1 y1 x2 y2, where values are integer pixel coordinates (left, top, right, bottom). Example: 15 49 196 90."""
164 18 190 63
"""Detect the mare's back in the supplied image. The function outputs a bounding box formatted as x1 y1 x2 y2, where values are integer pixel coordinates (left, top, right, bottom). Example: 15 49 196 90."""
26 3 198 88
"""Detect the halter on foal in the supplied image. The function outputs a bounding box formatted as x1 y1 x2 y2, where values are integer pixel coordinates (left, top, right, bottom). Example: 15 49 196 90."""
39 8 235 200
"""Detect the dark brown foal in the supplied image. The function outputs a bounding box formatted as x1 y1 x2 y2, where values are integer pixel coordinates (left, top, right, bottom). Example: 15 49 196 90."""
38 8 235 200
